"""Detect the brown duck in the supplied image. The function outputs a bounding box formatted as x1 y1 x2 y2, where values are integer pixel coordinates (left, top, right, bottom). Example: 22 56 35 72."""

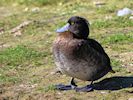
53 16 115 92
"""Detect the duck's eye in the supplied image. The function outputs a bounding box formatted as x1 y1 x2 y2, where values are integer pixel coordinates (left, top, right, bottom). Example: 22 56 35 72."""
71 22 74 25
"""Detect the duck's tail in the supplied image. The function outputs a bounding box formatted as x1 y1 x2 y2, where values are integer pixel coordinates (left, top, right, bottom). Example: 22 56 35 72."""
109 65 115 73
110 69 115 73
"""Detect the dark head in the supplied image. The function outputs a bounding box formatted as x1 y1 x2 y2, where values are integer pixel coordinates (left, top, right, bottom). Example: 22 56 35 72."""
56 16 89 39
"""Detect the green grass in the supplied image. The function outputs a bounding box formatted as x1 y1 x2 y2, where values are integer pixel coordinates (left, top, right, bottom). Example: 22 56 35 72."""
96 5 117 14
100 32 133 52
0 45 47 84
111 59 122 72
92 17 133 29
44 85 56 92
0 45 46 66
102 33 133 44
0 73 20 84
0 0 64 6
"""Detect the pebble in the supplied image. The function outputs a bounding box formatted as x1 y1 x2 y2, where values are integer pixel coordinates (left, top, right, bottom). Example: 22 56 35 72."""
31 7 40 13
129 16 133 20
101 91 107 94
93 1 106 7
128 98 133 100
13 30 22 37
117 8 133 16
24 7 29 12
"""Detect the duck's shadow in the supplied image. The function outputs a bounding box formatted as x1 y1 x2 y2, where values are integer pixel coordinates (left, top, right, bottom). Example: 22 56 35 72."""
93 76 133 90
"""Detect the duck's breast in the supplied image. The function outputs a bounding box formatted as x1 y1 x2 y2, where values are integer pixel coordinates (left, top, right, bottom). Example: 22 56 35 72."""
53 38 110 81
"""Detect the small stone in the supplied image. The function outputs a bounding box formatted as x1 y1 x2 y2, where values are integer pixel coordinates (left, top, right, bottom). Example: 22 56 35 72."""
128 98 133 100
31 7 40 13
129 16 133 20
31 84 38 88
58 2 63 6
0 28 4 35
24 7 29 12
57 92 62 95
101 91 107 94
93 1 106 7
117 8 133 16
13 30 22 37
105 16 112 20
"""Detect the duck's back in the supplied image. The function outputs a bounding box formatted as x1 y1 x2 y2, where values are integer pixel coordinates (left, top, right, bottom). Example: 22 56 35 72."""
53 32 112 81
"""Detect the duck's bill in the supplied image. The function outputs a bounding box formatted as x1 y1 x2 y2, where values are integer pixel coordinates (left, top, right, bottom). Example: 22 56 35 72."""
56 23 69 33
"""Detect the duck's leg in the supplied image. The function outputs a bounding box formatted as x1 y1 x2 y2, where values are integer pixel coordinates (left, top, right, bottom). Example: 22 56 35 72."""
71 78 77 89
55 78 77 90
75 81 93 92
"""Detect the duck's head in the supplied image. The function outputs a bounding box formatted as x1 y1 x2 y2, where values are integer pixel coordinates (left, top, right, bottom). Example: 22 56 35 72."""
56 16 89 39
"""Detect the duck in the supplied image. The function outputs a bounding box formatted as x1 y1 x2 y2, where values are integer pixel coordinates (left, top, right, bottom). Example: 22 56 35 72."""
52 16 115 92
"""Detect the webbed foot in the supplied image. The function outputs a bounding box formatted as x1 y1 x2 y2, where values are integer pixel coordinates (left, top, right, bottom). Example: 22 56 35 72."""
75 85 93 92
55 78 77 91
55 84 76 90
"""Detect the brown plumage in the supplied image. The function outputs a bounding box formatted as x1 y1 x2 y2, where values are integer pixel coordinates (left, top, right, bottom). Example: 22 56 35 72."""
53 16 114 92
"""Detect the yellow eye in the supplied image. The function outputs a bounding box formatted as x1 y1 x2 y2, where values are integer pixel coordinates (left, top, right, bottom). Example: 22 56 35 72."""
71 22 74 25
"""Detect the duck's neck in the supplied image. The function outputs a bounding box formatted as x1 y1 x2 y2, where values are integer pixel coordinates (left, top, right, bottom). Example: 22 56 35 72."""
58 31 88 40
59 31 74 39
